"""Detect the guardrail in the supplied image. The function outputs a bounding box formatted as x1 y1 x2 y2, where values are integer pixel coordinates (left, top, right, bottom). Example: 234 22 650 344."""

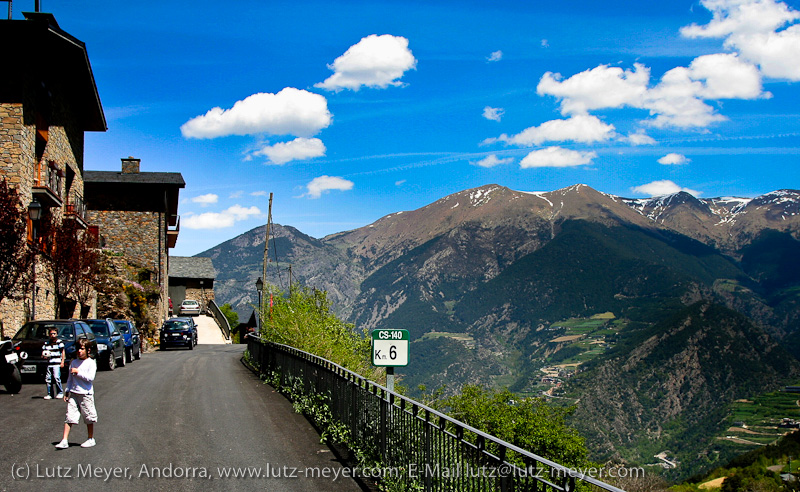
246 336 625 492
206 299 231 340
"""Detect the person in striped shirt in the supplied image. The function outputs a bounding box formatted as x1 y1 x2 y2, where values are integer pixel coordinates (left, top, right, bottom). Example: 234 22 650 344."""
43 328 65 400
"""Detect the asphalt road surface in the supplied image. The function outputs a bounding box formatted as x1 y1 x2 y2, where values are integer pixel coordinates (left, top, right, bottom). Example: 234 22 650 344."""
0 344 363 492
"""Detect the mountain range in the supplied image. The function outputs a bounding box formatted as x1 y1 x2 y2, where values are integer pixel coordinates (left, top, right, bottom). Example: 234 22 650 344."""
197 184 800 477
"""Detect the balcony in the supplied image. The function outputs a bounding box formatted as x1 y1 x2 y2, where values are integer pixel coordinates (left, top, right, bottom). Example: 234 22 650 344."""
64 193 88 229
167 215 180 248
32 160 63 208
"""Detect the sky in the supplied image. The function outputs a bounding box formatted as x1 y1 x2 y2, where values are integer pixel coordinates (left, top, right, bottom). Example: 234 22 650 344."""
18 0 800 256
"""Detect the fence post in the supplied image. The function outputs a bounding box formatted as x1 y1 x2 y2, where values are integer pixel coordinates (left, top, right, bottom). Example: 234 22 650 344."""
380 388 387 461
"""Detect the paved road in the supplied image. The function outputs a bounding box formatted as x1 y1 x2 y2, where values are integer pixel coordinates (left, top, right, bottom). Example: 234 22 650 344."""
0 344 363 492
192 314 229 345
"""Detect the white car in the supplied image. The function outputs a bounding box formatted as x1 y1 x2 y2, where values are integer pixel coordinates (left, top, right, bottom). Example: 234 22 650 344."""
179 300 201 316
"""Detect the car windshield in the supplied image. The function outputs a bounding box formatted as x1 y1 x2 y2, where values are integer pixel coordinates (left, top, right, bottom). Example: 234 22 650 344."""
163 321 189 331
182 301 198 307
13 322 75 341
113 321 130 333
86 320 111 336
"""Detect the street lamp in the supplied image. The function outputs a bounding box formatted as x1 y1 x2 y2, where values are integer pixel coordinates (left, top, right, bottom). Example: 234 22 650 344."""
27 199 43 320
255 277 263 312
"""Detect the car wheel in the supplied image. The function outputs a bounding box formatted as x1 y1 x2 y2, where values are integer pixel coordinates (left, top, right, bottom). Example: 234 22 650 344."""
188 340 194 350
118 351 126 367
107 351 116 371
134 344 141 360
3 366 22 394
125 347 133 363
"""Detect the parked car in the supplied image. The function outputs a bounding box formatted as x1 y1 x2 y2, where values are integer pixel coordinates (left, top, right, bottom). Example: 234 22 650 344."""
113 320 141 363
159 318 197 350
84 319 126 370
11 320 98 379
176 316 198 343
179 299 201 316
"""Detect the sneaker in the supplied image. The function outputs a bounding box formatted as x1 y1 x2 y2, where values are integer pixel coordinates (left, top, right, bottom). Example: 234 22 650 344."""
80 438 96 448
43 395 52 400
55 440 69 449
55 393 64 399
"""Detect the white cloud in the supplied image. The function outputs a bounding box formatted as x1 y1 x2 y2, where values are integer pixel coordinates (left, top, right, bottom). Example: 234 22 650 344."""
519 146 597 168
536 53 766 129
475 155 513 168
254 137 326 165
181 88 331 139
229 191 243 199
499 115 615 146
305 176 354 199
688 53 765 99
183 205 262 229
681 0 800 81
658 153 690 165
643 66 727 128
314 34 417 91
541 39 549 48
191 193 218 206
482 106 504 122
487 50 503 62
250 191 268 197
537 64 650 115
625 130 657 145
631 180 700 197
395 180 406 186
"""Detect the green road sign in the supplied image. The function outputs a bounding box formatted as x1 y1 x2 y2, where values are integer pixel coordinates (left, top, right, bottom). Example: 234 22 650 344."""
371 329 409 367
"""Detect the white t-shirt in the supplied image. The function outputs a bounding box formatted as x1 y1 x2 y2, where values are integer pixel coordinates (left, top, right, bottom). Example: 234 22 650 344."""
65 358 97 395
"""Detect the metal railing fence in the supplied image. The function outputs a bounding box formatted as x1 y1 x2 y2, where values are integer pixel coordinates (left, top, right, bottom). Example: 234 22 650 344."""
246 336 625 492
206 299 231 340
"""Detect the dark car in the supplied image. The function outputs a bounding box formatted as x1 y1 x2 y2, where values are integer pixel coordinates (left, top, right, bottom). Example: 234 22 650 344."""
84 319 126 370
160 318 197 350
113 320 141 363
174 316 198 343
11 320 98 379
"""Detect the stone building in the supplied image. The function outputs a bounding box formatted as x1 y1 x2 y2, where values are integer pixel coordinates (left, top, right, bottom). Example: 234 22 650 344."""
168 257 217 313
0 11 107 336
84 158 185 323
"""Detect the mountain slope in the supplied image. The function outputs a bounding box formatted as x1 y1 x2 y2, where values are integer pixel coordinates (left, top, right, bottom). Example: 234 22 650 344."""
196 182 800 480
567 301 800 478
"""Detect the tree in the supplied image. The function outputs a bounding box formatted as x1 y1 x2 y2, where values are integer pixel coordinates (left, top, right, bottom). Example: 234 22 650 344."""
40 216 102 318
435 385 590 468
219 303 239 330
0 179 33 312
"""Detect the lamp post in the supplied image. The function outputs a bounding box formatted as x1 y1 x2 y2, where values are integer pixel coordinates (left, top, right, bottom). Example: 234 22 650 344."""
255 277 263 313
27 199 43 320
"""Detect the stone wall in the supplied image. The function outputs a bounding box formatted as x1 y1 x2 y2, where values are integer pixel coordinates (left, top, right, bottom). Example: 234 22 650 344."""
88 210 162 272
0 90 95 336
87 209 170 325
183 286 215 313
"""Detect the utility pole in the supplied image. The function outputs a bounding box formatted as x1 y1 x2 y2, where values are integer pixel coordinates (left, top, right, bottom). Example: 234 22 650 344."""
260 193 273 316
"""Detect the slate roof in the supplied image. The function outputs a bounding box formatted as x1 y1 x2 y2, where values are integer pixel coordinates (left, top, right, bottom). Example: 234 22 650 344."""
169 257 216 280
83 171 185 186
1 12 106 131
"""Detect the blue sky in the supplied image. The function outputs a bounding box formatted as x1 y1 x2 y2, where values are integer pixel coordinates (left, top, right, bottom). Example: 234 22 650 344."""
23 0 800 256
